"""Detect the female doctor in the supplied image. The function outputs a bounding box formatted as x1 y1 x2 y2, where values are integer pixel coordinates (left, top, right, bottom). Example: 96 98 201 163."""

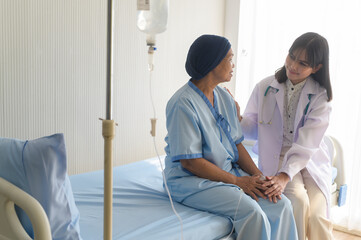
241 32 333 240
164 34 297 240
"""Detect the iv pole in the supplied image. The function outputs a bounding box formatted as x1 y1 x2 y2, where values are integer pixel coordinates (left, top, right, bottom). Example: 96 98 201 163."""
102 0 114 239
102 1 168 239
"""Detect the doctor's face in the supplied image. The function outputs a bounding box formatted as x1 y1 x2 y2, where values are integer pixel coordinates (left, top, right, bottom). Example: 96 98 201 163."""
211 49 234 83
285 48 321 84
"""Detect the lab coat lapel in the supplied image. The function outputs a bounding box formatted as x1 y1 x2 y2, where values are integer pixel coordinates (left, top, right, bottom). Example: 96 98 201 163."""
294 78 317 129
270 80 285 124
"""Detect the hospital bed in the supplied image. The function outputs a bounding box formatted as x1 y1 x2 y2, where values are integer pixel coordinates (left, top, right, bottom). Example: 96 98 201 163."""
0 159 235 240
0 134 346 239
0 134 234 240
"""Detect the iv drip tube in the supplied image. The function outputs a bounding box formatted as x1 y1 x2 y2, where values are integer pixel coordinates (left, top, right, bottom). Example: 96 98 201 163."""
103 0 114 239
148 64 184 240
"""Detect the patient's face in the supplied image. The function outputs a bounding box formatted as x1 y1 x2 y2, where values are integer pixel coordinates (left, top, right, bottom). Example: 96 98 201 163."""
211 49 234 83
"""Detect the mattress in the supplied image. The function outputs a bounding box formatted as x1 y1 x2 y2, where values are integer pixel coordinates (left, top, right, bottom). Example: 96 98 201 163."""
70 156 233 240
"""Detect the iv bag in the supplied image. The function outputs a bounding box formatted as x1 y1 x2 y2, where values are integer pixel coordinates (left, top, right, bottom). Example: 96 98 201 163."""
137 0 169 46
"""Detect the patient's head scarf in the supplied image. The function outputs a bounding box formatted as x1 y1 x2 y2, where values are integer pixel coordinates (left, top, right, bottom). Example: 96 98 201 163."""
185 34 231 80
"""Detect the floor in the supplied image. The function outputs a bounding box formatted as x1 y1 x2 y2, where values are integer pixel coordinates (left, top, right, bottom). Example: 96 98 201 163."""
334 230 361 240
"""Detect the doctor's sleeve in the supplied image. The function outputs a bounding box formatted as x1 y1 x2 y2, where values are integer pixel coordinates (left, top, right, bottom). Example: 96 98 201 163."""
166 101 203 162
279 93 332 179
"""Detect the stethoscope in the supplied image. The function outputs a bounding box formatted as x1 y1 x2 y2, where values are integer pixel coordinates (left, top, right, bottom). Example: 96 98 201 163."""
259 85 312 126
259 86 278 125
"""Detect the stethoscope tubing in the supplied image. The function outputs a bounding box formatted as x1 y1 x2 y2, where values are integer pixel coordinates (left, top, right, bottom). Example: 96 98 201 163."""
259 85 311 126
259 86 278 125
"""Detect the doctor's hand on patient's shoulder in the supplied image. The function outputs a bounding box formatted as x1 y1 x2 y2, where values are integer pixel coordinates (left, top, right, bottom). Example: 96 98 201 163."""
262 173 290 203
223 87 242 122
236 175 268 201
235 101 243 122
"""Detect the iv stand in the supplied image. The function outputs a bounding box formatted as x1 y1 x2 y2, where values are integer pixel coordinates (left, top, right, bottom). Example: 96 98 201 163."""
103 0 114 239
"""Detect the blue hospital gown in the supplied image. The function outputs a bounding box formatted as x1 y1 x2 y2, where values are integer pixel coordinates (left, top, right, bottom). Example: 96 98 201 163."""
163 81 298 240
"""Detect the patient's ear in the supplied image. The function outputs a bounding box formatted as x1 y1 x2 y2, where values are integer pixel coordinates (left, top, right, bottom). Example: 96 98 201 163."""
312 64 323 74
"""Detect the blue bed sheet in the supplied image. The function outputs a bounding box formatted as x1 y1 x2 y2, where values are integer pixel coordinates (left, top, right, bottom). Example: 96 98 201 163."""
70 156 232 240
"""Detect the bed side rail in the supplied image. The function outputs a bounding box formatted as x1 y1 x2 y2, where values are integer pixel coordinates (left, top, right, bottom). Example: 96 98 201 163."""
0 177 51 240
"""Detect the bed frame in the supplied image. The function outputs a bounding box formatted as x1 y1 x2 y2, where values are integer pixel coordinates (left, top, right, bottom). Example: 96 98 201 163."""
325 136 347 206
0 177 51 240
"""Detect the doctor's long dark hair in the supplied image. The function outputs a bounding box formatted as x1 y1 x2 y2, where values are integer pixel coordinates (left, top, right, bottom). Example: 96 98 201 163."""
275 32 333 101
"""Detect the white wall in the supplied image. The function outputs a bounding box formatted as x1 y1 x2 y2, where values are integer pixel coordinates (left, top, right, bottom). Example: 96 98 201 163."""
0 0 238 175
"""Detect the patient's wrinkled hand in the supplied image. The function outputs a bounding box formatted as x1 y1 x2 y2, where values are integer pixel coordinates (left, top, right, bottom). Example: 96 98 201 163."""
236 175 268 201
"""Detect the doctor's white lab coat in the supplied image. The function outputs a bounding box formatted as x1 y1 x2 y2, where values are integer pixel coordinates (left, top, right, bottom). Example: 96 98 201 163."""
241 75 332 215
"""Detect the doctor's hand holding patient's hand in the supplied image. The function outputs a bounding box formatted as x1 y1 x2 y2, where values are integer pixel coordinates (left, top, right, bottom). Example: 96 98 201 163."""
235 175 268 201
262 173 290 203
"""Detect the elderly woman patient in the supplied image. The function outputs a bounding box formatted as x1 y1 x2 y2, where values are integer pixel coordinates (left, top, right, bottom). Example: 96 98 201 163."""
163 35 298 240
